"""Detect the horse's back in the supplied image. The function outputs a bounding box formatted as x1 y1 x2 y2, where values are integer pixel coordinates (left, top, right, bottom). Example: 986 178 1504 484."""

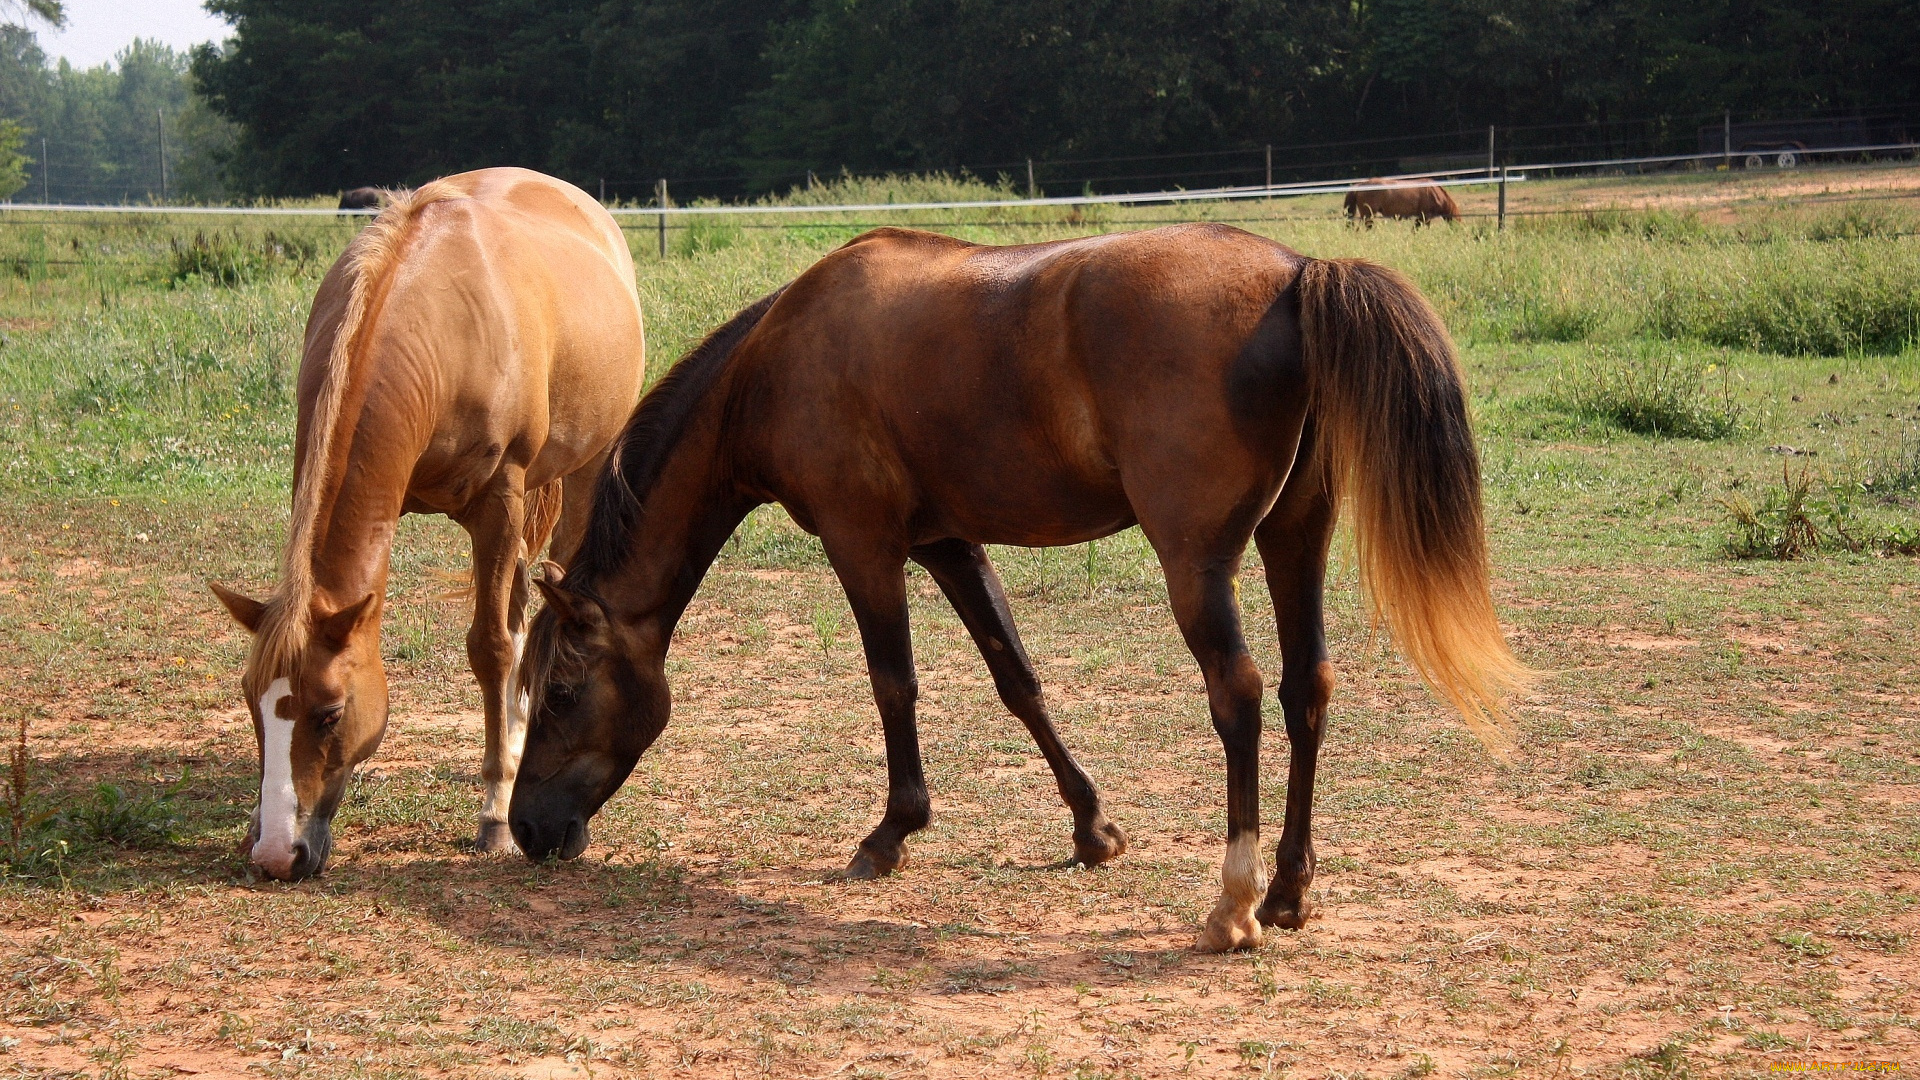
735 225 1307 545
313 168 645 511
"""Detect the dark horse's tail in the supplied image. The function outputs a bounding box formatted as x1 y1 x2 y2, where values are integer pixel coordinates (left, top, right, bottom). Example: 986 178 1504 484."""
1295 258 1531 752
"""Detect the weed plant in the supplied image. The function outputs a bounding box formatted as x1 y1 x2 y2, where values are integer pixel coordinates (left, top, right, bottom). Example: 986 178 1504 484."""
1561 348 1743 438
168 230 321 287
1722 466 1823 559
59 781 184 850
1722 462 1920 559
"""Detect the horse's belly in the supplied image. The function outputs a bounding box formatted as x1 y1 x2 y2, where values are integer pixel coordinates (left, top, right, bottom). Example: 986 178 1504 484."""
907 457 1136 548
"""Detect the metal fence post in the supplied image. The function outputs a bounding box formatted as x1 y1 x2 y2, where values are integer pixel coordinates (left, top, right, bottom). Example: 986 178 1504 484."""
1265 144 1272 190
656 178 668 258
1497 167 1507 230
157 109 168 200
1027 158 1035 198
1723 110 1731 169
1487 125 1496 177
41 137 48 203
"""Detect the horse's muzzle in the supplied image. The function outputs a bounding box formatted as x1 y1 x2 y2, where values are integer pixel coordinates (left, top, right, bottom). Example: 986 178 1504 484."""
511 812 590 863
251 820 333 881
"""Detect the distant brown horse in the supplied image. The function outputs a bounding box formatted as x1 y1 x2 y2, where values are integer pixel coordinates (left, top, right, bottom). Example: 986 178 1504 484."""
1345 178 1460 226
338 187 385 211
210 168 648 880
510 224 1527 951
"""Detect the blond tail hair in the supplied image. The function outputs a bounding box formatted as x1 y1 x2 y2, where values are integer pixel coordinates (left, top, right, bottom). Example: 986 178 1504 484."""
1295 257 1532 754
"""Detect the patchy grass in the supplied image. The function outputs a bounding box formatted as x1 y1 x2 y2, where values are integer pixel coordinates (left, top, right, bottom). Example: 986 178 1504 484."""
1562 346 1744 439
0 166 1916 1077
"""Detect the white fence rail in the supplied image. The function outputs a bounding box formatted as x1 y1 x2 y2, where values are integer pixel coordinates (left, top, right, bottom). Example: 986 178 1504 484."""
0 141 1913 219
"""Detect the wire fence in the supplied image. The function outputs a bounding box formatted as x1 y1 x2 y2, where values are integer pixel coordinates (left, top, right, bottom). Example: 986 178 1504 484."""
588 105 1920 203
9 103 1919 211
0 143 1916 271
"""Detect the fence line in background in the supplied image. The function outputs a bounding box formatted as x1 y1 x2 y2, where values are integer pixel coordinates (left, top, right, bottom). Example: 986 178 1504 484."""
0 143 1914 229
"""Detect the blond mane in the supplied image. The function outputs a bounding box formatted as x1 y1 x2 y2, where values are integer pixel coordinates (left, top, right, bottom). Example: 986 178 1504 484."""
248 178 468 683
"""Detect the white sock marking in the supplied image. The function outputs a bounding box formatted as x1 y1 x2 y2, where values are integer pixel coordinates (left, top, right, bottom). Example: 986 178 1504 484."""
482 630 529 824
251 677 299 876
1221 831 1268 907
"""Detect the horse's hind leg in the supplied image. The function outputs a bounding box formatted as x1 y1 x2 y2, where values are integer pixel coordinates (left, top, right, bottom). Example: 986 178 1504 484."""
822 537 930 880
459 478 531 854
1250 438 1337 930
910 539 1127 867
1149 533 1268 952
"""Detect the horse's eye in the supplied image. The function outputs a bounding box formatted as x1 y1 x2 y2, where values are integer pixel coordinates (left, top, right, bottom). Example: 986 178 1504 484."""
314 703 344 728
546 683 575 708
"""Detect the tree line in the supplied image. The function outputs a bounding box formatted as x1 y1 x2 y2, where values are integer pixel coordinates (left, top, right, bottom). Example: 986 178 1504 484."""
0 27 234 203
8 0 1920 202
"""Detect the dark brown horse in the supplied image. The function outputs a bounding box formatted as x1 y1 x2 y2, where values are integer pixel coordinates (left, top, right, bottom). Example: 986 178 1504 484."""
338 187 385 211
1345 179 1460 226
510 224 1526 951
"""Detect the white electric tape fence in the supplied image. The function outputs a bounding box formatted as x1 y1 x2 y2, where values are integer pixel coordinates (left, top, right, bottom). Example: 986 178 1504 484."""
3 141 1917 218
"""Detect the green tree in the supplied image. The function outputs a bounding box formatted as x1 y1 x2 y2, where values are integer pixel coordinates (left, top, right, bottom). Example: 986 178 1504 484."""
183 0 1920 200
193 0 601 196
0 0 63 29
0 30 224 203
0 115 28 197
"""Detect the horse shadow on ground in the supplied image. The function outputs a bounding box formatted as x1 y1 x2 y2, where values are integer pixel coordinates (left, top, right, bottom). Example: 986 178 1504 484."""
24 749 1208 1001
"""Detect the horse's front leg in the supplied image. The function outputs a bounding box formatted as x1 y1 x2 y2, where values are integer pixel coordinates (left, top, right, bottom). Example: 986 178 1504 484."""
910 539 1126 866
823 540 928 879
460 482 531 854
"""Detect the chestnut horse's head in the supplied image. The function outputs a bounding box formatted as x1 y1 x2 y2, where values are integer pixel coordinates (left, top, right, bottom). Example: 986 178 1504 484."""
210 583 388 880
508 568 668 862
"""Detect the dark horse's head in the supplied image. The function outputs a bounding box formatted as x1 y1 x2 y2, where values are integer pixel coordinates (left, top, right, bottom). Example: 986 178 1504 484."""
507 285 788 862
508 565 670 861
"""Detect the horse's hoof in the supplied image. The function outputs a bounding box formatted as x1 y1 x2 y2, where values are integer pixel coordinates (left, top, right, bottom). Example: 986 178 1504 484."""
1194 910 1263 953
1256 895 1312 930
474 820 521 855
841 846 903 881
1073 817 1129 867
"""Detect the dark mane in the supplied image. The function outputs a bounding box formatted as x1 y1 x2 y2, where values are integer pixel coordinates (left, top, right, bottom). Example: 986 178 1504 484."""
564 285 788 591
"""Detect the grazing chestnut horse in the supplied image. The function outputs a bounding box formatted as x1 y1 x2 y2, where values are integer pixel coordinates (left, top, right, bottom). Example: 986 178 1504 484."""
511 224 1526 951
209 168 647 880
1345 178 1460 226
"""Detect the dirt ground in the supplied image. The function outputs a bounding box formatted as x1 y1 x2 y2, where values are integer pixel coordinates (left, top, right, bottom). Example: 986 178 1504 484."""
3 496 1918 1078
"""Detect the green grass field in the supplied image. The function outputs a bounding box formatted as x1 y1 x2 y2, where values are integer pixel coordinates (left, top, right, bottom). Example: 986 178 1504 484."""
1 166 1917 1078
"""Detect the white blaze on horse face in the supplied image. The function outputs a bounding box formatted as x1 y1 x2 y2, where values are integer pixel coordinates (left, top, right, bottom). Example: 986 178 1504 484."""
251 677 300 876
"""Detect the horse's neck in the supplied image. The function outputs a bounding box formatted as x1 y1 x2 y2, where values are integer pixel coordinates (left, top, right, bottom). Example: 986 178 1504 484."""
296 405 415 612
596 424 755 647
308 486 403 611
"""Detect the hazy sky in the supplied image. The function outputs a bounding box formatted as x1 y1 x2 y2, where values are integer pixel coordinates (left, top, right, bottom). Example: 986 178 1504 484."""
35 0 229 68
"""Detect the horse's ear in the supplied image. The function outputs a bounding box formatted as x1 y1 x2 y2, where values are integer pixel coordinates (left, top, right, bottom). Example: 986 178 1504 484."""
533 569 606 630
533 571 577 622
316 592 377 650
210 582 267 634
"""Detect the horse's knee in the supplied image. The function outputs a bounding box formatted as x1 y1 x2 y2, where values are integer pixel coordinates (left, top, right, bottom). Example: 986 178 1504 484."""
1207 654 1265 738
1278 660 1335 736
872 672 918 716
991 669 1045 718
